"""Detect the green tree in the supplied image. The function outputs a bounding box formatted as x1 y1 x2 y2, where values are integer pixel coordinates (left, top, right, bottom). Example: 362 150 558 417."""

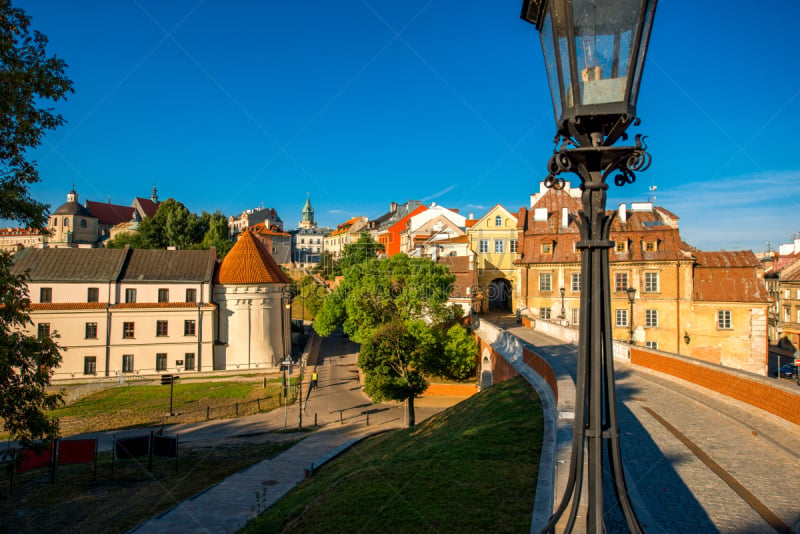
338 233 384 271
314 251 340 279
313 254 454 343
358 319 433 427
293 276 326 320
0 0 72 447
196 211 232 258
443 323 478 380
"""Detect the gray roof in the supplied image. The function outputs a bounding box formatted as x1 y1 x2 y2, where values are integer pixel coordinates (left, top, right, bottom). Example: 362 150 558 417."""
120 249 216 282
11 247 129 282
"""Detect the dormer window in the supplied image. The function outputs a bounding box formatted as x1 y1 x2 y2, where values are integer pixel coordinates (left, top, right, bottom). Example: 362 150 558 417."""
541 242 553 254
615 241 627 253
643 241 657 252
495 215 502 227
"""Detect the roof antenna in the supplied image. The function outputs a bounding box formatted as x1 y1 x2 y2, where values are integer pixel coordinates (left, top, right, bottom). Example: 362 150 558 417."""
648 184 657 204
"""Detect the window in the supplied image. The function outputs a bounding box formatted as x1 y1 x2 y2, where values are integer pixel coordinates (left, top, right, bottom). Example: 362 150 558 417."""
479 239 489 253
123 322 135 339
572 308 580 326
156 353 167 372
571 273 582 292
615 241 627 253
125 288 137 303
540 307 551 320
785 289 791 299
185 353 195 371
717 310 732 329
122 354 134 373
63 218 69 227
87 287 99 302
186 288 197 303
785 307 791 322
494 240 504 253
644 272 660 293
615 309 628 327
645 341 658 350
645 309 659 328
644 241 657 252
80 219 87 228
40 287 52 303
796 289 800 299
495 215 502 226
541 242 552 254
539 273 552 292
158 288 169 303
156 320 168 337
85 322 98 339
510 239 518 253
37 323 50 339
614 273 628 292
184 320 196 336
83 356 96 375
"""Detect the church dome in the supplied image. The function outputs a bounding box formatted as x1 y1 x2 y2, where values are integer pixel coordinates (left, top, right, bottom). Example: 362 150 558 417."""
216 229 290 284
53 189 92 216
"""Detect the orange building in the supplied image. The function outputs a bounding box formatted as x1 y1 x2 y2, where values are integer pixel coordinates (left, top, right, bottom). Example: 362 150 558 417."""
380 204 427 256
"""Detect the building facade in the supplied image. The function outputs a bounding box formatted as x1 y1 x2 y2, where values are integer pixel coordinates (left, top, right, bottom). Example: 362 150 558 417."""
516 181 770 374
291 195 328 268
12 232 291 380
467 205 519 312
228 207 283 238
323 216 368 259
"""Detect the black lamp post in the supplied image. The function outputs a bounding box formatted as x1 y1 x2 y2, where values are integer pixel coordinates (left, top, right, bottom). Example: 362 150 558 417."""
559 286 566 319
521 1 658 532
626 286 636 344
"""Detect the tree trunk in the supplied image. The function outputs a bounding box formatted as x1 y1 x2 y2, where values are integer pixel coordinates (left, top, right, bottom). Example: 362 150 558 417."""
407 395 415 427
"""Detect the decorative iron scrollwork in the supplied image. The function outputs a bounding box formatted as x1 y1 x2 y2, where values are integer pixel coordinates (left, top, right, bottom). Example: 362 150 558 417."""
543 133 651 190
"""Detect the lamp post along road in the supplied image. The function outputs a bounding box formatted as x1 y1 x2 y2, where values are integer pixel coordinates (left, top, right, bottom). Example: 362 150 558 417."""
627 286 636 344
520 1 658 532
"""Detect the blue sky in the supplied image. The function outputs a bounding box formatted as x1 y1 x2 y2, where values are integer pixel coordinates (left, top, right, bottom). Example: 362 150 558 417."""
17 0 800 252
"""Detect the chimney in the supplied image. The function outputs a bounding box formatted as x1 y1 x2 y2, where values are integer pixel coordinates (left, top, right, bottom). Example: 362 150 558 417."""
561 207 569 228
619 203 627 224
534 208 548 222
469 212 474 220
390 202 398 213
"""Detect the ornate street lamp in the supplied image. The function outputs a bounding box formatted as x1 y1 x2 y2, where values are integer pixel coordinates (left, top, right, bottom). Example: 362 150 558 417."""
520 1 658 532
627 286 636 344
559 286 566 319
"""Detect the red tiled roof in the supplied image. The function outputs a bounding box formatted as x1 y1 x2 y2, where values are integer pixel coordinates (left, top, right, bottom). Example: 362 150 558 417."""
85 200 136 226
134 197 159 218
249 222 290 237
693 251 769 303
0 227 45 236
216 229 290 285
465 220 478 228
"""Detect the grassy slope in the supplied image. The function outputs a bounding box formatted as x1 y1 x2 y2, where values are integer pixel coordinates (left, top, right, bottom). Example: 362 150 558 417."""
243 376 543 534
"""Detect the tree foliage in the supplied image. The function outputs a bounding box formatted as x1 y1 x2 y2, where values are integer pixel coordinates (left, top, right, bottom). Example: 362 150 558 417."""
358 319 432 427
0 0 72 446
313 254 454 344
105 200 233 258
292 275 326 320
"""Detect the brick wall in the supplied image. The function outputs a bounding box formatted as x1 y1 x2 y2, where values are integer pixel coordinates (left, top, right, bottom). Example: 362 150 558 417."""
631 346 800 426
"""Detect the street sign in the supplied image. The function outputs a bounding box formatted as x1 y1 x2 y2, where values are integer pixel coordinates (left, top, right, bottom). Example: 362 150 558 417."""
161 375 173 385
794 359 800 366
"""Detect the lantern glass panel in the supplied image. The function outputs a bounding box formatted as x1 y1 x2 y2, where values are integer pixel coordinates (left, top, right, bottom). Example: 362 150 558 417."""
628 1 655 106
572 0 641 107
540 10 563 120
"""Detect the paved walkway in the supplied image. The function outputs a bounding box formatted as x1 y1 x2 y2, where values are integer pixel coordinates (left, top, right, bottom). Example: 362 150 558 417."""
497 317 800 533
129 330 450 533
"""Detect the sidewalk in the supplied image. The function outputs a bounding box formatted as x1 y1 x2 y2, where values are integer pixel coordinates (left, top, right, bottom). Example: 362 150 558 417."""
129 330 449 533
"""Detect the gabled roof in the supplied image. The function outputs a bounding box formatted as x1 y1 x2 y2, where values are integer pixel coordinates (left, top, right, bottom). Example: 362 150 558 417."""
215 229 290 285
693 251 769 303
471 204 518 228
11 247 129 282
250 222 291 237
121 249 217 282
85 200 136 226
133 197 159 218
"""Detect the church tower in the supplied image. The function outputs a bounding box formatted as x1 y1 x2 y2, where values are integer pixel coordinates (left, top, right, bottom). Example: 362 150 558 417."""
299 193 316 229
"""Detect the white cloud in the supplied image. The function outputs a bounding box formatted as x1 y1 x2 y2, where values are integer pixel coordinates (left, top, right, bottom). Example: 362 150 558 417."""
421 185 457 202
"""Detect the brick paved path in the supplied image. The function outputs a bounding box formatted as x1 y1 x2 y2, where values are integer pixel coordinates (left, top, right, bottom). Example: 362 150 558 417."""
504 323 800 534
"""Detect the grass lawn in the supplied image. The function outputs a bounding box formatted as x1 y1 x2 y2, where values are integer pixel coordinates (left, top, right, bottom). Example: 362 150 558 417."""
0 438 301 534
242 376 543 534
46 378 295 437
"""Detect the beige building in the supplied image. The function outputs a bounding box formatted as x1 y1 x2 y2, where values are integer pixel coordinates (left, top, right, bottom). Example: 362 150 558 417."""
47 189 100 248
467 205 519 312
516 181 770 374
323 216 368 259
12 231 291 380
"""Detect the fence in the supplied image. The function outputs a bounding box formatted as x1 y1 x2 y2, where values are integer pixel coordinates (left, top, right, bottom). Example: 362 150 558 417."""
56 380 302 437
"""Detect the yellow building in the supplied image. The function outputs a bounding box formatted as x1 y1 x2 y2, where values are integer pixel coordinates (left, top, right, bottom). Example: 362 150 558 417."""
467 205 519 312
516 182 769 373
